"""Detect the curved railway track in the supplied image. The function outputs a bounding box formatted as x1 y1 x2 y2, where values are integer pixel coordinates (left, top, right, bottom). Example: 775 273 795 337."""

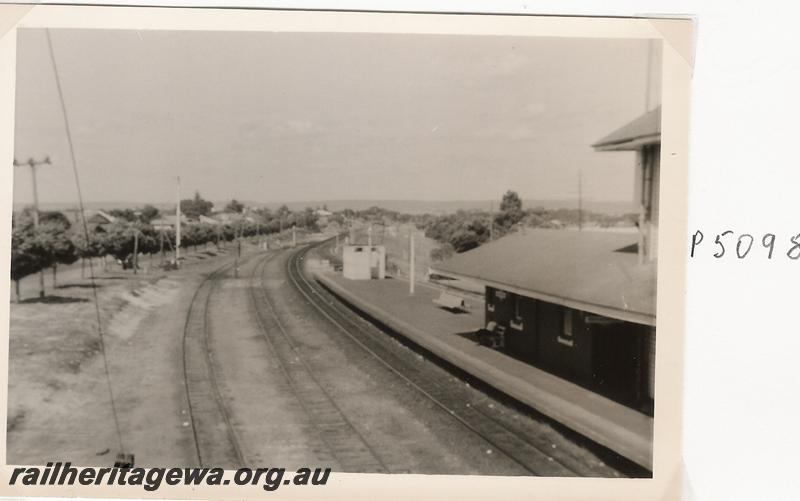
181 239 623 476
283 240 586 476
181 253 261 468
248 253 390 473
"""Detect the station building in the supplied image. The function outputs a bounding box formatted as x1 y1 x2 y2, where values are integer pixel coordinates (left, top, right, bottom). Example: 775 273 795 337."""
430 107 660 416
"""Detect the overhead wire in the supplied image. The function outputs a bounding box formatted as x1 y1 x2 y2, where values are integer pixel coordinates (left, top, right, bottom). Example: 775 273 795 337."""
44 28 126 455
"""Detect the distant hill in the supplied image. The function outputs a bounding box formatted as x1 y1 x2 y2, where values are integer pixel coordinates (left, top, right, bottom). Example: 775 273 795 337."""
14 198 637 217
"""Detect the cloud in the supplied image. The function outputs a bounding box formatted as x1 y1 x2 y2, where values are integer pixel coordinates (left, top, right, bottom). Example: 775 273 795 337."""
285 120 316 135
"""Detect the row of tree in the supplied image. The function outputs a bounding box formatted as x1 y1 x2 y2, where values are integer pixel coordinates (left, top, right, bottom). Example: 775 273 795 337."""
421 191 524 254
10 195 321 302
421 190 639 257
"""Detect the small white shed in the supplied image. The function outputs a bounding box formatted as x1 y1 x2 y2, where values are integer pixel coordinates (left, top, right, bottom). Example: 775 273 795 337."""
342 245 386 280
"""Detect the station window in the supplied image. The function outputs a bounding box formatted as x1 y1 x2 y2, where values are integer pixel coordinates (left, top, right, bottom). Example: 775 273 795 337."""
557 309 575 347
510 295 524 330
514 296 522 321
563 309 573 337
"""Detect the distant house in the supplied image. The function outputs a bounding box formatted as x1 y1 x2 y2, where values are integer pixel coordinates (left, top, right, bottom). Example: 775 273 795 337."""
199 214 222 225
150 214 190 231
212 212 255 224
314 209 333 226
83 210 117 231
57 209 116 232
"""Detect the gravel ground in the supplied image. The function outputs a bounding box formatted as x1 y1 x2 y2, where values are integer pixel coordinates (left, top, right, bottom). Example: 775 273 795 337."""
252 251 530 474
6 239 623 475
6 245 246 466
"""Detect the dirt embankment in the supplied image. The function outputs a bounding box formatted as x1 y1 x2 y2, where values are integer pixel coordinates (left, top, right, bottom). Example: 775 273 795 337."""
6 248 239 466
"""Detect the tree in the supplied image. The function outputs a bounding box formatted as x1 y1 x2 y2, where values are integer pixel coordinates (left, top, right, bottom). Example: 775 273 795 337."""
500 190 523 213
180 191 214 219
430 243 455 262
10 222 46 302
40 210 72 228
225 199 245 214
72 228 105 278
36 220 77 288
497 190 524 230
139 204 160 223
97 222 138 263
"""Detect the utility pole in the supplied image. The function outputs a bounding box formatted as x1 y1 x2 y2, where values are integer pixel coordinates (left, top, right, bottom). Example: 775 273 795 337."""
409 230 415 295
132 228 139 275
489 200 494 241
235 219 242 278
175 176 181 267
578 171 583 231
645 39 654 112
14 156 51 298
159 229 165 265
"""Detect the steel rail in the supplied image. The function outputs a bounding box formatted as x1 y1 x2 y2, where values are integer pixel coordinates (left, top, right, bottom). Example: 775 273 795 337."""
181 251 262 468
247 251 389 473
286 241 583 476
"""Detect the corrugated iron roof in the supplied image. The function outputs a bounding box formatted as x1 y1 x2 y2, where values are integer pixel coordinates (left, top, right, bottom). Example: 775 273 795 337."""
592 106 661 151
429 229 656 325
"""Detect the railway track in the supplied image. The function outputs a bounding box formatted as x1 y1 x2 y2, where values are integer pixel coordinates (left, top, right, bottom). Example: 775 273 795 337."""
248 251 389 473
182 253 259 468
181 239 622 476
283 240 588 477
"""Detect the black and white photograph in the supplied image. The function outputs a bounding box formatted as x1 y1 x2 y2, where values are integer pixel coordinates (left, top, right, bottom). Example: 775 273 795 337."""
3 9 688 495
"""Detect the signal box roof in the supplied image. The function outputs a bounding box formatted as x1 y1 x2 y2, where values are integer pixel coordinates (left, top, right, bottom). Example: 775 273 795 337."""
592 106 661 151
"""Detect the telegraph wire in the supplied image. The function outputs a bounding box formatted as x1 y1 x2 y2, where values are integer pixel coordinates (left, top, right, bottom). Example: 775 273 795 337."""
44 28 126 455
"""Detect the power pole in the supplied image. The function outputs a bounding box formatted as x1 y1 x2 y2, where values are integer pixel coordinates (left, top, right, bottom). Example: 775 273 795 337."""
645 39 654 112
175 176 181 267
409 230 415 295
14 156 51 298
132 228 139 275
159 229 165 265
489 200 494 241
578 171 583 231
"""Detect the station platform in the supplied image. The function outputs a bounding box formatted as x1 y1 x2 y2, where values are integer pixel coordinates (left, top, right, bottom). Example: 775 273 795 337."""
313 271 654 471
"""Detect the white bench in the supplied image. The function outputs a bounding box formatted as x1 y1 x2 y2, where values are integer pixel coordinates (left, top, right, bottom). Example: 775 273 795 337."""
433 291 468 312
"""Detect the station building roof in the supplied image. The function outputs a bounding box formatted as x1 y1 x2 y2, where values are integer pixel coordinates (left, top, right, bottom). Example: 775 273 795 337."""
430 229 656 326
592 106 661 152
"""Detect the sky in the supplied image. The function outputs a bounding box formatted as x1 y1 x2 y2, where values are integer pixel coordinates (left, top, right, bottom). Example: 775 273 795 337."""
12 28 661 207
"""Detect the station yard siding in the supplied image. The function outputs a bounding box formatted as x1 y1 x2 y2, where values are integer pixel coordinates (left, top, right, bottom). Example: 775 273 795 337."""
313 271 653 471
